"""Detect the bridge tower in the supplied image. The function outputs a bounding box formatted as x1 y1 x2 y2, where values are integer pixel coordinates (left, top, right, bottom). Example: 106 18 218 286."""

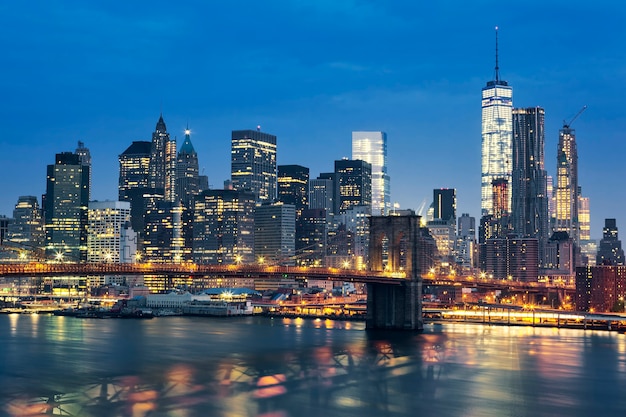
367 215 427 330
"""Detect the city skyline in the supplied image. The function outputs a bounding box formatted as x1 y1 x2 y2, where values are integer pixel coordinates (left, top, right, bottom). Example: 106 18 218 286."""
1 2 625 239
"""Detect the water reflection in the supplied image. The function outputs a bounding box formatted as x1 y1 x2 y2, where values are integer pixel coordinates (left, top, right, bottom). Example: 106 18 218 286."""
2 316 626 416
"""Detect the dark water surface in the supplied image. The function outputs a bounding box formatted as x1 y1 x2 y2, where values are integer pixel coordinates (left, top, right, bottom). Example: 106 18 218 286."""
1 314 626 416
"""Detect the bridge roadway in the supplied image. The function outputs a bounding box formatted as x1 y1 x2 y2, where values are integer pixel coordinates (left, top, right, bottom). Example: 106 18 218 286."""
0 262 573 292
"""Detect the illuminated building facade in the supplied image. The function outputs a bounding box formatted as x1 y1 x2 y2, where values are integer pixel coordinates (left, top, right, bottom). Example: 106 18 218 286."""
176 128 200 261
296 208 328 267
148 115 177 202
335 159 372 214
7 196 44 252
76 141 92 200
309 175 337 215
254 202 296 266
44 152 90 262
193 189 256 264
231 129 277 203
555 124 579 245
482 236 538 282
511 107 548 266
277 165 309 218
118 141 152 235
576 265 626 312
352 131 390 215
142 200 184 263
87 201 135 263
578 194 590 241
481 29 513 216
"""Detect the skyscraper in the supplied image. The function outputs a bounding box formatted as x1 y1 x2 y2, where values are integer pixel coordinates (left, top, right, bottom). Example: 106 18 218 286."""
555 120 580 245
334 159 372 214
254 202 296 266
87 201 135 263
175 127 200 261
511 107 549 264
231 128 277 203
7 196 44 254
596 219 625 266
481 28 513 216
352 131 390 215
148 115 177 202
118 141 152 235
277 165 309 218
76 141 92 200
44 152 90 262
433 188 456 222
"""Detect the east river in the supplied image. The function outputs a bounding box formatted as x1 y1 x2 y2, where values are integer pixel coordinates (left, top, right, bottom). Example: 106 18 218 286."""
1 315 626 417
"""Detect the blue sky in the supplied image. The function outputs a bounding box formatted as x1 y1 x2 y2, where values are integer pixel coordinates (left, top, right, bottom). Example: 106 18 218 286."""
1 1 625 239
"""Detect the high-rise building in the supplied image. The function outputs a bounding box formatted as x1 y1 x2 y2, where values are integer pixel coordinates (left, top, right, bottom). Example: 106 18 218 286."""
277 165 309 218
296 208 328 267
118 141 152 235
231 128 277 203
596 219 625 266
7 196 44 254
76 141 92 200
193 189 256 264
309 177 335 214
352 131 390 215
143 200 184 263
555 122 580 246
456 213 476 270
254 202 296 266
334 159 372 214
44 152 90 262
148 115 177 202
433 189 456 223
578 193 590 242
176 127 200 260
481 28 513 216
87 201 135 263
511 107 549 265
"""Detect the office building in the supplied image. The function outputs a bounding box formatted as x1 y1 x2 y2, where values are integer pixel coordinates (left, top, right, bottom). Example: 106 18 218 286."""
148 114 177 202
335 159 372 214
555 122 580 246
482 236 539 282
44 152 90 262
481 28 513 216
310 175 337 215
254 202 296 266
296 208 328 267
7 196 44 254
118 140 152 235
143 200 184 263
511 107 549 266
87 201 135 263
341 205 370 269
456 213 476 270
352 131 390 215
193 189 256 264
76 141 92 200
231 128 277 203
596 219 625 266
576 265 626 312
277 165 309 218
176 127 200 260
433 188 456 223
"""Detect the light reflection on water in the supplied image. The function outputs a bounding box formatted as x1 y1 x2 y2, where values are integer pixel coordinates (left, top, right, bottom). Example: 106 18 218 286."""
1 315 626 416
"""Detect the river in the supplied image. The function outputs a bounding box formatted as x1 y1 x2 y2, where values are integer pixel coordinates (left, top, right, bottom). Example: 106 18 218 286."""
1 314 625 416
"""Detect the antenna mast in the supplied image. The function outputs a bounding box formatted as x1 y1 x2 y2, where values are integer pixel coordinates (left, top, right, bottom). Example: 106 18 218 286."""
494 26 500 83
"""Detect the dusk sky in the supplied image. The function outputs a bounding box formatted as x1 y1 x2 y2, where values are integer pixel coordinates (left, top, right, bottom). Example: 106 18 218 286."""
1 1 625 239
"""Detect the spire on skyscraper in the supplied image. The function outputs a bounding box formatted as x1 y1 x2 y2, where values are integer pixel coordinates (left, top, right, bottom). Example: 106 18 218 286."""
156 113 167 132
494 26 500 83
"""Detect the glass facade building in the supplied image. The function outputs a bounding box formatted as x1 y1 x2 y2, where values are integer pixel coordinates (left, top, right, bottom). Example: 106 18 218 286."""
231 129 277 203
352 131 390 215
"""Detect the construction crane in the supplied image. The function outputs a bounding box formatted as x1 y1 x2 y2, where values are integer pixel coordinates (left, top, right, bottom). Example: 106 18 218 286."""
563 105 587 129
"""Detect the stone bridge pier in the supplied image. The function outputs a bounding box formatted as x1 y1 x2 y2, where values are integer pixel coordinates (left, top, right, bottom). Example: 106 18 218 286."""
366 215 428 331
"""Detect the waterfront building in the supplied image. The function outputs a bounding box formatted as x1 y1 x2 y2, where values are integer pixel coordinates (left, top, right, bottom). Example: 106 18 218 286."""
148 115 177 202
254 202 296 266
87 201 135 263
295 208 328 267
575 265 626 312
118 140 152 235
555 121 580 247
309 176 336 215
542 231 575 285
456 213 476 270
352 131 390 215
511 107 549 266
44 152 90 262
175 128 200 260
193 189 256 264
335 159 372 214
596 219 625 265
231 128 277 203
7 196 44 255
277 165 309 218
481 28 513 216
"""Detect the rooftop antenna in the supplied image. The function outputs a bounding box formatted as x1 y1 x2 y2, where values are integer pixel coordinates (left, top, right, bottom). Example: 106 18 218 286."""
494 26 500 83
